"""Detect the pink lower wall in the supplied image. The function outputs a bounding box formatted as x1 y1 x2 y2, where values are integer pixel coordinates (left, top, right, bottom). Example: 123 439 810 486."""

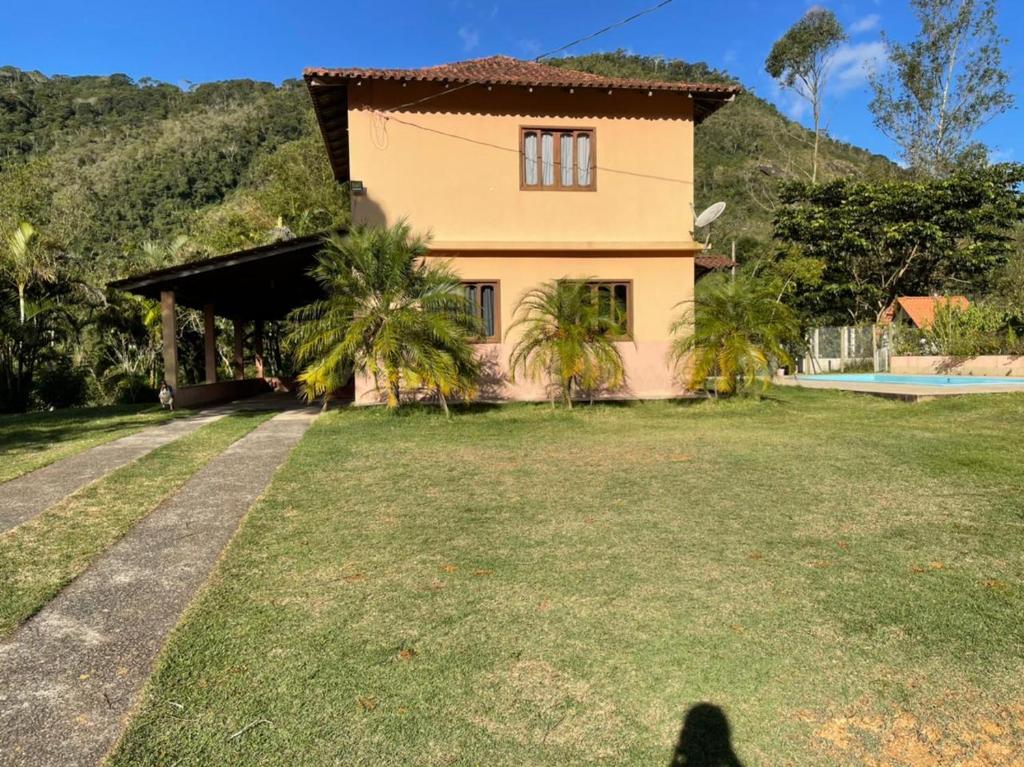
354 340 687 404
353 250 694 404
891 355 1024 377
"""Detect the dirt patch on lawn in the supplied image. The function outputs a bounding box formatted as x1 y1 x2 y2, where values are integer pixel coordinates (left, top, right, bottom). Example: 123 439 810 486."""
806 702 1024 766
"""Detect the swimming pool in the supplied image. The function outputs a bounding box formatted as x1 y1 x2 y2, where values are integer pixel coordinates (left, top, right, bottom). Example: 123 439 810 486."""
797 373 1024 387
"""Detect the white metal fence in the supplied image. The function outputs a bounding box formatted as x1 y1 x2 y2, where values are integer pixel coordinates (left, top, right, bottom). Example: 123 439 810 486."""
800 326 889 373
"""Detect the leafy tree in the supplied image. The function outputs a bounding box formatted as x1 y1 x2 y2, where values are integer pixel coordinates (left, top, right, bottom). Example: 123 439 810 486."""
773 164 1024 324
670 273 800 396
870 0 1014 177
507 280 626 408
765 8 847 183
992 240 1024 317
288 223 480 412
0 290 72 412
746 242 825 307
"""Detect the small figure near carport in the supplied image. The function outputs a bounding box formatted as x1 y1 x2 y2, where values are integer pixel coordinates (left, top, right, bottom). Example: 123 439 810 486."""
158 382 175 411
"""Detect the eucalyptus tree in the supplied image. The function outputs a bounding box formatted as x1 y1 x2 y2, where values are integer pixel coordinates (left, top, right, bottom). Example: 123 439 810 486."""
870 0 1014 177
765 8 846 183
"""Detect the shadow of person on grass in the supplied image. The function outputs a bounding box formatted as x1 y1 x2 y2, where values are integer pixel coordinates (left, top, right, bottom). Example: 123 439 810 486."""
669 703 745 767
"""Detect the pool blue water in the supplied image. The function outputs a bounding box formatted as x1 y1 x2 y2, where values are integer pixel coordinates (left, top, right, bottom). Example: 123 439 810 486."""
798 373 1024 387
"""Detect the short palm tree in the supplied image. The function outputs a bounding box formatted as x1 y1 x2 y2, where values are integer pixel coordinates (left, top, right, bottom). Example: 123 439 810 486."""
507 279 626 408
2 222 55 324
670 273 801 396
288 222 481 412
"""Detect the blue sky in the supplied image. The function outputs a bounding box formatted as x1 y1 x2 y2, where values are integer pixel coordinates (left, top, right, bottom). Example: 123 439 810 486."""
2 0 1020 164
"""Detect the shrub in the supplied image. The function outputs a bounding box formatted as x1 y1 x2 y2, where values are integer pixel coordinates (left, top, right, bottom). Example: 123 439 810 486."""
33 361 89 409
112 373 157 405
922 302 1011 357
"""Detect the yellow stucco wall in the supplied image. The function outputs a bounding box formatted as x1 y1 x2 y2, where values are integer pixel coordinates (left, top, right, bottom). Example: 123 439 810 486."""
347 81 697 247
345 81 698 401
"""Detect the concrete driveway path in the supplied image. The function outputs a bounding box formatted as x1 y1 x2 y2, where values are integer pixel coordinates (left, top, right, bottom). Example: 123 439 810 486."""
0 407 318 767
0 410 229 535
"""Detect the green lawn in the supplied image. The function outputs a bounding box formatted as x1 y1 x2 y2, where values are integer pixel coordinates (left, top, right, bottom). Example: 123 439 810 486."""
0 404 179 483
0 411 273 638
111 389 1024 766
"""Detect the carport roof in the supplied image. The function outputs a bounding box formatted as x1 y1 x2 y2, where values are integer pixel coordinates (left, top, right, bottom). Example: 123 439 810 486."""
108 233 333 320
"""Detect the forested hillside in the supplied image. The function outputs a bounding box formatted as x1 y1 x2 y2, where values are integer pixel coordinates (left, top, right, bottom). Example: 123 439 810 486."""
0 67 345 281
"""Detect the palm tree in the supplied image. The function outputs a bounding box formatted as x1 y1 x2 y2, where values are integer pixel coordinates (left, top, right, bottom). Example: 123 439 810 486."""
2 222 55 324
670 273 801 396
288 222 481 412
507 279 626 408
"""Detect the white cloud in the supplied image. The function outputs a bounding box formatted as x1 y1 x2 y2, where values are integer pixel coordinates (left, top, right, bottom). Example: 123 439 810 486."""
458 25 480 52
849 13 881 34
827 41 887 94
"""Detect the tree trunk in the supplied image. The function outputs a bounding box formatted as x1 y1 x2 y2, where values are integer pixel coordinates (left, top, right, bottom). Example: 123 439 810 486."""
18 284 26 325
437 389 450 419
386 372 401 410
812 98 821 184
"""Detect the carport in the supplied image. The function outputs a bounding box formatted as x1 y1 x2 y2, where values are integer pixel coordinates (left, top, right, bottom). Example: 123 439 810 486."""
108 233 331 407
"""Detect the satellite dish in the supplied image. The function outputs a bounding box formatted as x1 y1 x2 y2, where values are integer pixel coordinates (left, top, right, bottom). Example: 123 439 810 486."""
695 201 727 229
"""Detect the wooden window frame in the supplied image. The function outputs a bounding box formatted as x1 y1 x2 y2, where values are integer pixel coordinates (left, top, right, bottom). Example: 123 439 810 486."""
462 280 501 343
586 280 633 340
519 127 597 192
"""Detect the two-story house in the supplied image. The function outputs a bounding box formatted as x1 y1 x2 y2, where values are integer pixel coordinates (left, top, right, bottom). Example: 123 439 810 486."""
306 56 739 402
111 57 739 408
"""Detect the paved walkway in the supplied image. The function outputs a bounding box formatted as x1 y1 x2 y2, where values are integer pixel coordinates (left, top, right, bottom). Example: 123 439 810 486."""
0 408 318 767
0 409 230 534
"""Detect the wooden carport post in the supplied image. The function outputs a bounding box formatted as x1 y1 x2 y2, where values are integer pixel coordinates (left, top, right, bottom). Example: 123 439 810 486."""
203 303 217 384
253 320 265 379
232 320 245 380
160 290 178 389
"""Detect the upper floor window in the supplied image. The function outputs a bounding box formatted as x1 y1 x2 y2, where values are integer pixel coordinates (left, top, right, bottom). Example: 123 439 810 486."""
521 128 595 191
463 281 499 342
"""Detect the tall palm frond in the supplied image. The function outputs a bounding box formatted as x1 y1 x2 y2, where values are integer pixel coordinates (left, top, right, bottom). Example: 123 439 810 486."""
2 222 56 324
507 279 626 408
287 221 481 411
670 273 801 396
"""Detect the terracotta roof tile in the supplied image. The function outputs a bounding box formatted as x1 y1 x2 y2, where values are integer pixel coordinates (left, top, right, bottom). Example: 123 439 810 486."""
694 254 735 270
304 55 740 96
882 296 970 328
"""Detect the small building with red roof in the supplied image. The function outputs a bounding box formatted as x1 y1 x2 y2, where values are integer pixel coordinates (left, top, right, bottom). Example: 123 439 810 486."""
880 296 971 329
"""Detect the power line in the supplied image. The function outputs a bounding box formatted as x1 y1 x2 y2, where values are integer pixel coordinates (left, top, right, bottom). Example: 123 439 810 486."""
384 0 675 114
374 111 694 187
533 0 673 61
